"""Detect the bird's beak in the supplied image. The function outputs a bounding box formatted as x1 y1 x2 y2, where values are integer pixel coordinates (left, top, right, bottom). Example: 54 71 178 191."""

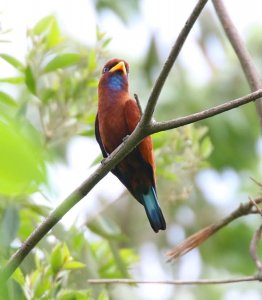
109 61 127 75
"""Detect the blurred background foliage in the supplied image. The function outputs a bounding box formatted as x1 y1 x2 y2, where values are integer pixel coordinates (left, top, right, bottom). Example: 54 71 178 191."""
0 1 262 299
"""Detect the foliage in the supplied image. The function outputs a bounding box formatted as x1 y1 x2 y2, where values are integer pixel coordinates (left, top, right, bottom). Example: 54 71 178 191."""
0 15 137 299
0 3 261 300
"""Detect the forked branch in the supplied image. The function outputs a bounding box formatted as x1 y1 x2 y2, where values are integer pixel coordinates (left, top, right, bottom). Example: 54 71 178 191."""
1 0 261 285
0 0 209 282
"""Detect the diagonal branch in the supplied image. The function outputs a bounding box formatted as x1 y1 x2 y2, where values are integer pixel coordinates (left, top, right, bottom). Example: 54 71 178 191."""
1 89 261 283
2 0 261 283
212 0 262 126
141 0 209 126
0 0 209 282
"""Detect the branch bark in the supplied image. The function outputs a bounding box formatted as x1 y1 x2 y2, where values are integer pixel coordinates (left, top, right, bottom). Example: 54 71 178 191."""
150 89 262 133
0 0 209 282
1 0 261 283
141 0 209 126
1 89 261 283
88 206 262 286
250 224 262 273
87 275 261 285
212 0 262 126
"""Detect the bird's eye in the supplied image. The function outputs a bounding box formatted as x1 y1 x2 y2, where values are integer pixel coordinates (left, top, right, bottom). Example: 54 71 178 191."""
103 67 109 73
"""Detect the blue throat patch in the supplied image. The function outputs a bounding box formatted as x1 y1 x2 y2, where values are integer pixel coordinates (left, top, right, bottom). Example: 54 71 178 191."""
107 73 124 91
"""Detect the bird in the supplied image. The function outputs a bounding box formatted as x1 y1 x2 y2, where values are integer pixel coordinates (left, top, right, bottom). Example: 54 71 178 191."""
95 58 166 233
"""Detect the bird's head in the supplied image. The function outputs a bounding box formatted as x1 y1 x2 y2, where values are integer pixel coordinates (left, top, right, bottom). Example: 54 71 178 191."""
99 58 129 92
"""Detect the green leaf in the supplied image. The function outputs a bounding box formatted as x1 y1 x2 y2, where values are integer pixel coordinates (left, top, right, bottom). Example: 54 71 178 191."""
0 77 24 84
96 26 106 41
31 270 50 298
33 15 55 35
0 206 19 247
120 248 139 265
98 290 109 300
61 243 70 261
200 136 213 158
25 66 36 94
12 267 25 286
46 18 61 47
41 88 56 102
88 49 97 72
57 290 92 300
43 53 81 73
86 78 98 87
0 115 46 196
102 37 111 48
50 243 64 274
0 91 17 107
63 260 85 270
0 54 24 71
50 243 74 274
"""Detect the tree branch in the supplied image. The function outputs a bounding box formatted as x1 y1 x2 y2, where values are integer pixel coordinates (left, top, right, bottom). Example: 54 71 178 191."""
212 0 262 126
2 0 261 283
0 0 209 282
0 128 145 282
167 197 262 261
89 198 262 286
150 89 262 133
250 224 262 273
87 199 262 287
87 275 261 285
1 89 261 283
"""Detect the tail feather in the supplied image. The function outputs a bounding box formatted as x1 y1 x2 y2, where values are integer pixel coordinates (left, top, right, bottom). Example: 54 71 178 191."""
142 187 166 233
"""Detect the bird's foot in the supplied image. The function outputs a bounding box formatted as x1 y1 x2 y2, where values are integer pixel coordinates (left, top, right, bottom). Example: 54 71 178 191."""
122 135 130 143
101 158 107 165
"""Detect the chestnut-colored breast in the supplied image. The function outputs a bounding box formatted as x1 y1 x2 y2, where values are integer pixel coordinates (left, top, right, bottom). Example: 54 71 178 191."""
98 83 129 153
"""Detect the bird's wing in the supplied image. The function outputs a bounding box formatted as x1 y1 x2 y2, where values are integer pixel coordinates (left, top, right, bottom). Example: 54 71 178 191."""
124 99 156 185
95 114 108 158
95 113 134 193
124 99 141 133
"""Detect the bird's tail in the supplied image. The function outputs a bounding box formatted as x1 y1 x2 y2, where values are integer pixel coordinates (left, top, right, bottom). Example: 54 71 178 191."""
142 187 166 233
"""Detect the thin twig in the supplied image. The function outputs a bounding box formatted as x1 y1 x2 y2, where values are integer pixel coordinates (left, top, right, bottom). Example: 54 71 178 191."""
1 90 262 283
249 197 262 217
1 0 261 283
212 0 262 126
167 198 262 261
0 0 209 282
250 177 262 189
250 225 262 273
134 93 143 114
87 275 260 285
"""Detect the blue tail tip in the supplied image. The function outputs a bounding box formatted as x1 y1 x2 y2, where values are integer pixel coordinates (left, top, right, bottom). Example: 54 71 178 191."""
142 187 166 233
